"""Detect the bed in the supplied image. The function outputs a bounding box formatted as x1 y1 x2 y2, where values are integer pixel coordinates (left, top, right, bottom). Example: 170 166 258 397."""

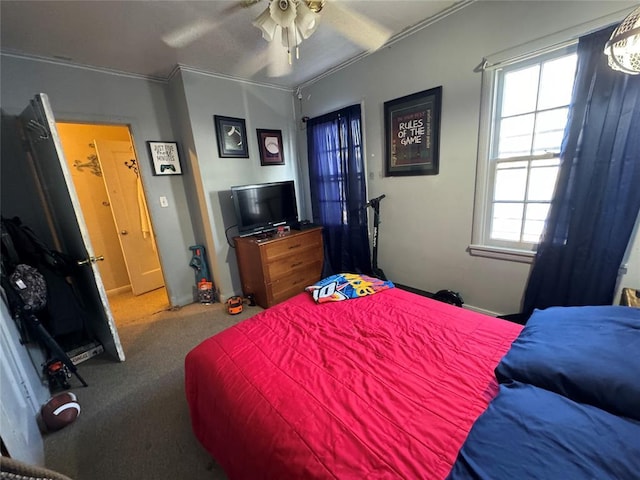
185 284 640 479
185 286 522 478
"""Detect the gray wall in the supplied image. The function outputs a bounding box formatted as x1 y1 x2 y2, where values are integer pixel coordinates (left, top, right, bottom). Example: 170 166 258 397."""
175 69 300 301
296 0 640 315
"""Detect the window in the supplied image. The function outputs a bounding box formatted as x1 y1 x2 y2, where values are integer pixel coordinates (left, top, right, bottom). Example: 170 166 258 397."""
308 113 364 225
307 104 372 274
471 45 578 260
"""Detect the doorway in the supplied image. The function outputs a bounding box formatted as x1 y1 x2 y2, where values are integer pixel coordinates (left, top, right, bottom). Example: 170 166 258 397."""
56 122 169 326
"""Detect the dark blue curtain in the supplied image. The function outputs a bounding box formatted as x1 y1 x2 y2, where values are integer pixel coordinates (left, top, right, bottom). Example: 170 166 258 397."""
523 26 640 315
306 104 372 276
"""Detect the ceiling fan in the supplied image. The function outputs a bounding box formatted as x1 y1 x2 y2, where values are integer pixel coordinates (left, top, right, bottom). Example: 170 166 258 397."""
162 0 393 77
248 0 393 64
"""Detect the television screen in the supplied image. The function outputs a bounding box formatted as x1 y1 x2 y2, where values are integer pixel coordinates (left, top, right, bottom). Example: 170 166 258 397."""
231 180 298 236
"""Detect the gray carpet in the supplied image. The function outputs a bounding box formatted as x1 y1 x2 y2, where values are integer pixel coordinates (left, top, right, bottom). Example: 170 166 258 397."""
44 301 261 480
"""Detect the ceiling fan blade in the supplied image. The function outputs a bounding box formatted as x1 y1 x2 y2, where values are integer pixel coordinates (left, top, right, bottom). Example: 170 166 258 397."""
232 30 291 79
162 18 219 48
267 30 292 77
162 0 263 48
223 0 264 16
233 49 269 79
321 1 393 52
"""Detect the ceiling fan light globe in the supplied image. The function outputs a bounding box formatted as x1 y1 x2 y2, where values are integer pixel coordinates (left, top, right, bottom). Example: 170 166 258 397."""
253 7 279 41
270 0 297 27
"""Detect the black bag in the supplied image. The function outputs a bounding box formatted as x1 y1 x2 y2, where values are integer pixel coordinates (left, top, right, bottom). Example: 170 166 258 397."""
433 289 464 307
1 217 78 277
1 216 86 338
9 264 47 311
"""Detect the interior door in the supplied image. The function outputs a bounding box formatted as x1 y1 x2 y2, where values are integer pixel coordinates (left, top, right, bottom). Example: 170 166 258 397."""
94 140 164 295
19 93 124 361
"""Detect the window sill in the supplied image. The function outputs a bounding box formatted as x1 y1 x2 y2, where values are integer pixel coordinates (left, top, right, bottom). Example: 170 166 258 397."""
468 244 535 264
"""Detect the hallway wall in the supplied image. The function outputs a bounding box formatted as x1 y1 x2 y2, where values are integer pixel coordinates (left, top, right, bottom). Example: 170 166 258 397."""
57 123 130 291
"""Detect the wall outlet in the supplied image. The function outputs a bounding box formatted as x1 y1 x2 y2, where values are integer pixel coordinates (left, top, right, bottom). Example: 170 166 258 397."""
159 196 168 208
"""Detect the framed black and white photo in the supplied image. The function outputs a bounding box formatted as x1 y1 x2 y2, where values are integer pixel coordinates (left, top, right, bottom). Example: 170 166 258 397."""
214 115 249 158
384 86 442 176
147 141 182 175
256 129 285 166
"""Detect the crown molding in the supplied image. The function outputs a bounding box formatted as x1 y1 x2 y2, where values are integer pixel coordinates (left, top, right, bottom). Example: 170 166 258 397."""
0 50 295 93
0 49 168 83
296 0 475 89
170 64 294 93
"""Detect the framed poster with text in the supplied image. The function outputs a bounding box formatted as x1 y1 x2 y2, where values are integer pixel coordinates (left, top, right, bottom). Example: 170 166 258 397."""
147 141 182 175
384 86 442 176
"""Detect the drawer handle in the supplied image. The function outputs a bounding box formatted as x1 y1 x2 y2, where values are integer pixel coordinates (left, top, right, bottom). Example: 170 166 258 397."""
288 243 302 250
291 261 303 268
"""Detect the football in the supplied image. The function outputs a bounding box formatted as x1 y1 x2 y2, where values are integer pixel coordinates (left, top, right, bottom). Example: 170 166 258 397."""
40 392 81 432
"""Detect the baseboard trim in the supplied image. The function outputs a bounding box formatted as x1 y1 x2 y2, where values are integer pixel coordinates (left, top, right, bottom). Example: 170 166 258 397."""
395 283 503 317
106 285 132 296
463 304 501 317
395 283 433 298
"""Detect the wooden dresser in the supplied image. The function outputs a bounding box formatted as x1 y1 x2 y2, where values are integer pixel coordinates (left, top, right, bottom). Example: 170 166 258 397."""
234 227 324 308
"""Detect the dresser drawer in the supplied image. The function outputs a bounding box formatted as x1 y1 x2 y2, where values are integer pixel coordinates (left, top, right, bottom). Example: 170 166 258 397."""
262 231 323 263
267 262 323 305
264 248 323 282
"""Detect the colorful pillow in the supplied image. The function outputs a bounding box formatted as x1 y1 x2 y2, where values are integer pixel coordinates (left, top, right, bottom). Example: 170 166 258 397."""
306 273 394 304
495 305 640 420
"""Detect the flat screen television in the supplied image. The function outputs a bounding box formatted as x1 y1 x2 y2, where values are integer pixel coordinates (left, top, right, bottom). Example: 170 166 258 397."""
231 180 299 236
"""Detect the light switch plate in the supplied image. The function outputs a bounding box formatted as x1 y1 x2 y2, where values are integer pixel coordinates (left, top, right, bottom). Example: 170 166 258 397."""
159 196 168 207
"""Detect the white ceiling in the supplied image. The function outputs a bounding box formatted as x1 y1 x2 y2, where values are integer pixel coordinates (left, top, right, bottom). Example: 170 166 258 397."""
0 0 465 89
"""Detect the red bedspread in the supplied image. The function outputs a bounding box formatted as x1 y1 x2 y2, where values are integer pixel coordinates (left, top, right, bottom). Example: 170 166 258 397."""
185 288 522 479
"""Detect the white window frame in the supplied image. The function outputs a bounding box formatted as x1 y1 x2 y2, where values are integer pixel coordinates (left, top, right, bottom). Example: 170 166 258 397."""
470 42 578 263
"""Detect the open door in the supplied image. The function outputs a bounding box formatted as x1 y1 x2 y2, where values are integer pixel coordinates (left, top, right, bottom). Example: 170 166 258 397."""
19 94 124 361
94 140 164 295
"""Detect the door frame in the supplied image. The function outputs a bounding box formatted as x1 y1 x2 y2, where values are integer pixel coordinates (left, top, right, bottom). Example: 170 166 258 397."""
53 118 170 302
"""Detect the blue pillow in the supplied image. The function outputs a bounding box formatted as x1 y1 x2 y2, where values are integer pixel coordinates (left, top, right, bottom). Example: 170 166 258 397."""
495 305 640 420
448 381 640 479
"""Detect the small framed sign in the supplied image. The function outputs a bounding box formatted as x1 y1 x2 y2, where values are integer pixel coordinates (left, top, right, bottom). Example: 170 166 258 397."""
256 129 285 166
147 141 182 175
214 115 249 158
384 86 442 176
